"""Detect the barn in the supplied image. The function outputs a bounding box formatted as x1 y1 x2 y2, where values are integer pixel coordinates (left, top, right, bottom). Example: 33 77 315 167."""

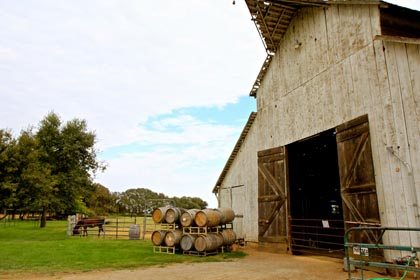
213 0 420 262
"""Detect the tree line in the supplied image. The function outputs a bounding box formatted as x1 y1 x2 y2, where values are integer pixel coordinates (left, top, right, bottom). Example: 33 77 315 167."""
87 185 208 217
0 112 207 227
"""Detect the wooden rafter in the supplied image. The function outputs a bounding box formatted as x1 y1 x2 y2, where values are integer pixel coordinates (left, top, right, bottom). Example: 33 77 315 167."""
271 9 287 43
255 2 276 52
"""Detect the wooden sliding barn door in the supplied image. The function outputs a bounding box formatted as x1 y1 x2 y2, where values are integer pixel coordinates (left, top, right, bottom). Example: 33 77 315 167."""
258 146 288 250
336 115 383 264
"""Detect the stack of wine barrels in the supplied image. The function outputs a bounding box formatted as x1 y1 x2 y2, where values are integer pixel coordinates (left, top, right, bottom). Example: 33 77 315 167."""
151 206 237 255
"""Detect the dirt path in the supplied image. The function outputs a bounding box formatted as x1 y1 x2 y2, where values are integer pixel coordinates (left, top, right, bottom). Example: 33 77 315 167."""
3 247 382 280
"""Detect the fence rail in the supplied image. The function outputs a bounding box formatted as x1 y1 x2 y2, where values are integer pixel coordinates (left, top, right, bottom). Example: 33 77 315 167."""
68 215 158 240
289 217 345 258
344 227 420 280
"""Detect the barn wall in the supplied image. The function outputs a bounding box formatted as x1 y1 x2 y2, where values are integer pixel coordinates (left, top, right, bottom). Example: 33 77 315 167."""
372 39 420 247
257 5 382 145
219 4 420 247
218 117 260 242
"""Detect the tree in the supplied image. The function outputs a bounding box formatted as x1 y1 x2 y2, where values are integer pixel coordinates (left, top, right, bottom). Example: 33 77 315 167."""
87 183 117 216
117 188 167 215
172 196 208 209
115 187 209 215
35 112 106 227
0 129 19 216
16 129 58 220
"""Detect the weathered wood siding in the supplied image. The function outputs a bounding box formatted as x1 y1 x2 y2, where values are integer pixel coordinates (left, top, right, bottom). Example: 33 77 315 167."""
218 118 259 241
373 39 420 247
218 4 420 248
258 5 382 144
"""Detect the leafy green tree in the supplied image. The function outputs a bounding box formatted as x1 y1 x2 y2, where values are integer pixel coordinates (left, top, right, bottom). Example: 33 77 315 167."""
2 114 212 222
35 112 106 227
115 187 209 215
172 196 208 209
87 183 117 216
0 129 19 216
16 129 59 220
117 188 167 215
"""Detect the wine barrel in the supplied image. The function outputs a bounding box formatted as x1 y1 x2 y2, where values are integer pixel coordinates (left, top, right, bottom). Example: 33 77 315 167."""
194 233 224 252
128 224 140 240
180 234 197 251
194 209 222 227
152 206 171 223
151 230 166 246
164 229 183 247
180 209 199 227
165 207 186 224
215 207 235 224
220 229 236 245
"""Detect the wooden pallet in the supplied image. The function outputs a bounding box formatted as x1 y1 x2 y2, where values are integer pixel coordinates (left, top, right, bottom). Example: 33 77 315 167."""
182 226 221 235
182 246 230 256
159 223 177 230
153 246 176 254
182 250 218 256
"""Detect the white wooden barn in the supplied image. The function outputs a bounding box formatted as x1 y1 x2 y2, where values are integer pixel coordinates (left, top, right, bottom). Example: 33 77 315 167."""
213 0 420 261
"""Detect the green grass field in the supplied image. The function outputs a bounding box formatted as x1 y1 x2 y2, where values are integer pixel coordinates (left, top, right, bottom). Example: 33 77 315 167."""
0 220 245 275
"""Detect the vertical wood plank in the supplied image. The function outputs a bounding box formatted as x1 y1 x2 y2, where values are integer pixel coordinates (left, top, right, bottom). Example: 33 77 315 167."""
405 45 420 212
337 5 353 59
369 40 399 248
342 58 355 120
314 7 329 73
369 5 381 36
382 42 411 245
325 5 339 64
393 44 420 244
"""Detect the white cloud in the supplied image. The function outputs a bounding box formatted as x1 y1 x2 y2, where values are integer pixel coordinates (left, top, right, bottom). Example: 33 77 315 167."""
0 47 18 61
0 0 263 139
95 113 241 207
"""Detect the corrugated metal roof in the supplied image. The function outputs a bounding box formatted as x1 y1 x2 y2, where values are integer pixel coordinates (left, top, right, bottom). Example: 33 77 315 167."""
212 112 257 193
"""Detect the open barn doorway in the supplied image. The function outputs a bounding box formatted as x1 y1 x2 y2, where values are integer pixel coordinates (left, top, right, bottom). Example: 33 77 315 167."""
287 128 345 257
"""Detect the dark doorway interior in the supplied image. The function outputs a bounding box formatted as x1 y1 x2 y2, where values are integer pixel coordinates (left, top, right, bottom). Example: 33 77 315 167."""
287 128 344 257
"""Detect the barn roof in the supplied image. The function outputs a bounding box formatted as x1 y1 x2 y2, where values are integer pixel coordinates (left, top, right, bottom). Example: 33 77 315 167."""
212 112 257 194
247 0 420 97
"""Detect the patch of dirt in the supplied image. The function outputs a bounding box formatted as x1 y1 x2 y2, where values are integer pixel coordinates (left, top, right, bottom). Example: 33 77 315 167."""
3 247 383 280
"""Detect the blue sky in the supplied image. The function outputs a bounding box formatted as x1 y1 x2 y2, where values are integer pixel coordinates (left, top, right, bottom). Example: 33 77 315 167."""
1 0 419 208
